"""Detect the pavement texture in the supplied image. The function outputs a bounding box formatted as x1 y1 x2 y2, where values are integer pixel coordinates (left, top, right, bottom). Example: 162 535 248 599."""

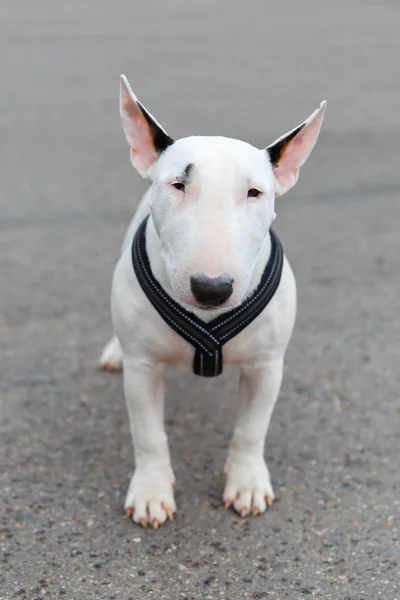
1 1 399 599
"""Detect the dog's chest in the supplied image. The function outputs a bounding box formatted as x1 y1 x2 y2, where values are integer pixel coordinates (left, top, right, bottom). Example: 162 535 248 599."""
145 312 270 372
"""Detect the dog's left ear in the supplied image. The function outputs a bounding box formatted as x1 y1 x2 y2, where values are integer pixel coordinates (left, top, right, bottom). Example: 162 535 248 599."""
266 101 326 196
120 74 174 179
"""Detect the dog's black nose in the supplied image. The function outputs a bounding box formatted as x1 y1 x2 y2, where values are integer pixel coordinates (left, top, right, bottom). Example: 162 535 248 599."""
190 274 234 307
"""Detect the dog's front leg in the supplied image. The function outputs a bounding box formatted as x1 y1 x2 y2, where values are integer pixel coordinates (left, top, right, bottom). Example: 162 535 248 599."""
123 356 176 528
223 357 284 517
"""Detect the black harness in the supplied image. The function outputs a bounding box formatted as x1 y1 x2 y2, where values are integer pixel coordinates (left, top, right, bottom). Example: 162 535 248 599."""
132 216 284 377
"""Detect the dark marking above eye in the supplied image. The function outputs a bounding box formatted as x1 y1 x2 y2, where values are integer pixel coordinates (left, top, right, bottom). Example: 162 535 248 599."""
184 163 193 179
174 163 194 188
137 101 174 154
267 122 305 167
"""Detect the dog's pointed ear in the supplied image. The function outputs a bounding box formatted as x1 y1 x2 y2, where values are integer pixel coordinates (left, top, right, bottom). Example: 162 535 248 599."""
266 101 326 196
120 75 174 179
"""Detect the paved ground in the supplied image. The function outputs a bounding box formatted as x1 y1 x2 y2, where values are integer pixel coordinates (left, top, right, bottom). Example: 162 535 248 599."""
1 1 399 599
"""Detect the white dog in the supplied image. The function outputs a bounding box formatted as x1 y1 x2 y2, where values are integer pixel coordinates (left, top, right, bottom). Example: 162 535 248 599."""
99 75 326 529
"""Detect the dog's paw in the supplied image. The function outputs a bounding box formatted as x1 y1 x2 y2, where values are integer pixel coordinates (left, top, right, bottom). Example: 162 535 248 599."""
124 465 176 529
223 454 274 517
98 336 123 372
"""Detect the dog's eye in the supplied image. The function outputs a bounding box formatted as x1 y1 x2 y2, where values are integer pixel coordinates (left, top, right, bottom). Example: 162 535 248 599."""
172 182 185 192
247 188 262 198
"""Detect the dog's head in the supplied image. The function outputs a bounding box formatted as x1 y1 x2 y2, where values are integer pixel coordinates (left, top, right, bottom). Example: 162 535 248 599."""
120 75 326 312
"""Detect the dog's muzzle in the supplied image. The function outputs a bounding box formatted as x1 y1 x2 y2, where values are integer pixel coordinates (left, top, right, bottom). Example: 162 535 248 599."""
132 215 284 377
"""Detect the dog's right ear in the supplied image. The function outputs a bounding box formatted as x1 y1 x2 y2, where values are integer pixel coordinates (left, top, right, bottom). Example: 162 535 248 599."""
266 101 326 196
120 75 174 179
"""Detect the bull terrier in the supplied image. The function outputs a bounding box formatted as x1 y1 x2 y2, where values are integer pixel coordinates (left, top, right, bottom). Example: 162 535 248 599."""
99 75 326 528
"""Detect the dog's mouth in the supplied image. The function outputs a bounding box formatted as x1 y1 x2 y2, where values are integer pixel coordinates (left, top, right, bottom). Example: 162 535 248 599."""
183 297 232 311
198 304 222 311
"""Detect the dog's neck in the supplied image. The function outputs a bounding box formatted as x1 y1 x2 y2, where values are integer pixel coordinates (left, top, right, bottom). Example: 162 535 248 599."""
145 215 273 324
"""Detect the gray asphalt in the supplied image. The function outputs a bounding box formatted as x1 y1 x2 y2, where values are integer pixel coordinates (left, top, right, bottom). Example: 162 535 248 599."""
1 1 399 599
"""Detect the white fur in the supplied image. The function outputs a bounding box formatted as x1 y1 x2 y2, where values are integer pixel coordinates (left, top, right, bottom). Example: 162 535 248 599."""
99 335 122 372
99 76 326 527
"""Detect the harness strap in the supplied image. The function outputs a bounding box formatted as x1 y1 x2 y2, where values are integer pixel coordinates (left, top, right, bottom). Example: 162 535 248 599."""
132 216 284 377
